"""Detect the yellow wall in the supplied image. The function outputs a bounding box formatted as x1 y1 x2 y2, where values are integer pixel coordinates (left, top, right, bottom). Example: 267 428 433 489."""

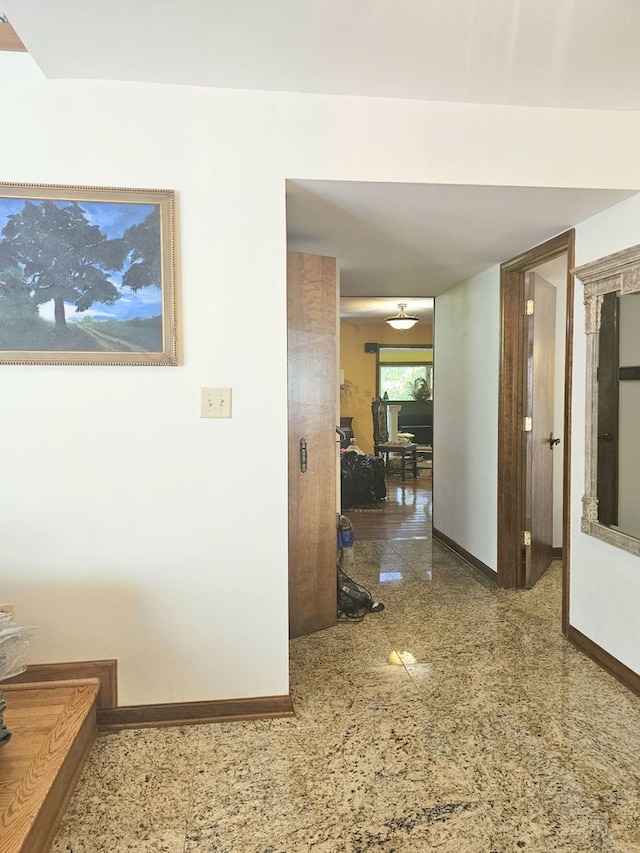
340 322 433 454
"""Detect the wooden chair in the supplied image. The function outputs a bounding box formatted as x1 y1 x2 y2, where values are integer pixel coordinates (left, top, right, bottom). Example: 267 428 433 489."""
372 397 389 445
372 397 418 479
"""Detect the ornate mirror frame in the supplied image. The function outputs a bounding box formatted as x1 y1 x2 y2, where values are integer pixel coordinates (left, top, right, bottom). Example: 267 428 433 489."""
573 243 640 557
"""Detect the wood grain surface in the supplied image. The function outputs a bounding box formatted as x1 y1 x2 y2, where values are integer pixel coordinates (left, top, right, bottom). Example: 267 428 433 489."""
0 23 26 52
0 679 99 853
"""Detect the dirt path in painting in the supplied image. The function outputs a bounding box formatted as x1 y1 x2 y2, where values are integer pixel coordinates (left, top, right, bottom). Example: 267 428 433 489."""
80 325 148 352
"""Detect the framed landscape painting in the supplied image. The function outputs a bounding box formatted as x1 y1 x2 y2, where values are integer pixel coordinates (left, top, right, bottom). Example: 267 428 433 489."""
0 183 176 365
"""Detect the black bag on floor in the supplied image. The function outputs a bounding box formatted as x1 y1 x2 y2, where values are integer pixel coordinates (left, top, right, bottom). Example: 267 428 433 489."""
336 514 385 619
340 451 386 508
337 565 384 619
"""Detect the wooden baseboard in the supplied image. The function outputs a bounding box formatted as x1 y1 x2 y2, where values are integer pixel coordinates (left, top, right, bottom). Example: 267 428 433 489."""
552 547 563 559
567 625 640 698
4 660 294 731
3 660 117 710
432 527 497 583
98 693 295 731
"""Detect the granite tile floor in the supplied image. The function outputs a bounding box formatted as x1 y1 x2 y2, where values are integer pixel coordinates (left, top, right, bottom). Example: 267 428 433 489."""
53 539 640 852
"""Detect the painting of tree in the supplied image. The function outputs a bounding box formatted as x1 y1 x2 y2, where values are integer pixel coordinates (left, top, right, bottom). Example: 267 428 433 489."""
0 184 176 365
0 200 128 332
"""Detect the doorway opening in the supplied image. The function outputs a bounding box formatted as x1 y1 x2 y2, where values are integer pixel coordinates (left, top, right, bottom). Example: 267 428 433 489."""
338 299 434 457
497 230 575 632
338 300 435 531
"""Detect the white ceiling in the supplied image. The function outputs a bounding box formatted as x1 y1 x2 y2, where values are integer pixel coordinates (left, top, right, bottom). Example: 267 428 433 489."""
287 181 636 298
4 2 640 309
7 0 640 111
340 297 434 325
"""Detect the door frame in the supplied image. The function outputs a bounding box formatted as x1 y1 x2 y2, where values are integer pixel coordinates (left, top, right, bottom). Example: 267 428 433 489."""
497 229 575 633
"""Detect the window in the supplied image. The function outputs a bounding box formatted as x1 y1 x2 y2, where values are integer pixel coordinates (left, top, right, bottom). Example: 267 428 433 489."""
377 346 433 401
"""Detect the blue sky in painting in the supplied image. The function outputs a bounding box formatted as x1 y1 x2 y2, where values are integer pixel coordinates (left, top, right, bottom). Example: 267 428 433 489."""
79 201 154 238
0 197 154 239
0 195 161 322
38 283 162 323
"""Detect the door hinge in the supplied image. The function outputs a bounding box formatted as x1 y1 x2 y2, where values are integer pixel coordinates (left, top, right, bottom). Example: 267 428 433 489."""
525 299 534 315
523 416 532 432
523 530 532 546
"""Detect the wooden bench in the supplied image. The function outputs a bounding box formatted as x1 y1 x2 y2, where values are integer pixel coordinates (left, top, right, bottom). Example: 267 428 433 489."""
0 679 100 853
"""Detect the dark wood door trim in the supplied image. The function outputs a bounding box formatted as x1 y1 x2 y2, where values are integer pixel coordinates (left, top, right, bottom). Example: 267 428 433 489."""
497 230 575 633
562 233 576 635
501 231 574 273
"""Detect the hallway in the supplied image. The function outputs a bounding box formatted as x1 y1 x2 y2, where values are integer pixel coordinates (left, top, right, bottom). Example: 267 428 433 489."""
52 481 640 852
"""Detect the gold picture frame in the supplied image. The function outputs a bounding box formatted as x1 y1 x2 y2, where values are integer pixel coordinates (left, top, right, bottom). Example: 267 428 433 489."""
0 182 176 365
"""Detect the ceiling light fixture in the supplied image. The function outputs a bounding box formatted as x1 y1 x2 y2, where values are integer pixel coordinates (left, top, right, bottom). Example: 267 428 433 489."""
385 303 419 331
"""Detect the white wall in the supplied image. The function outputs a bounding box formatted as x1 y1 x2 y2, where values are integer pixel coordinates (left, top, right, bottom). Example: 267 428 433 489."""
572 193 640 675
433 268 500 571
434 261 566 565
4 52 640 703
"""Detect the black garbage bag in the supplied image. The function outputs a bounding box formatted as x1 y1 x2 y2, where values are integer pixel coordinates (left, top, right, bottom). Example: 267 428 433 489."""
340 451 386 508
340 452 358 509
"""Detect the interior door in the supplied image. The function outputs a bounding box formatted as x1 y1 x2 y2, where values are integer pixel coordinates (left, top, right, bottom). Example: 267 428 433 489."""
287 251 337 638
523 272 556 587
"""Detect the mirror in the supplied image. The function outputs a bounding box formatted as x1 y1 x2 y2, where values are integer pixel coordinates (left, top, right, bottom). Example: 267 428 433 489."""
574 244 640 556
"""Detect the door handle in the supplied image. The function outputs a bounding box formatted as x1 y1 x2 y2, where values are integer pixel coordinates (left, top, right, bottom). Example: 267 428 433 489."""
300 438 308 473
548 432 560 448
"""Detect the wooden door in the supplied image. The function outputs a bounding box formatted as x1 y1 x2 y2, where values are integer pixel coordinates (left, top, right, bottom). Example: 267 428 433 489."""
523 272 556 587
596 292 619 526
287 251 337 638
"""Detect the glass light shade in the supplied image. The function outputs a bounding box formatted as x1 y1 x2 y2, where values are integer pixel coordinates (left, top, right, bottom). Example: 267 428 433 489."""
385 303 419 330
386 317 419 330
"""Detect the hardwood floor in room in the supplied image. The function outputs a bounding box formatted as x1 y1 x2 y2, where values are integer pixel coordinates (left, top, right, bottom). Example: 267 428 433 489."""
345 469 432 541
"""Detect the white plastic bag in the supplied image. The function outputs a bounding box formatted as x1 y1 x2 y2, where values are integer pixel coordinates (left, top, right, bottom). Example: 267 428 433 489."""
0 612 34 681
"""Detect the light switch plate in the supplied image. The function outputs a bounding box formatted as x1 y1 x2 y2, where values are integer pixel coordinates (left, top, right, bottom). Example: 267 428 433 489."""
201 387 232 418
